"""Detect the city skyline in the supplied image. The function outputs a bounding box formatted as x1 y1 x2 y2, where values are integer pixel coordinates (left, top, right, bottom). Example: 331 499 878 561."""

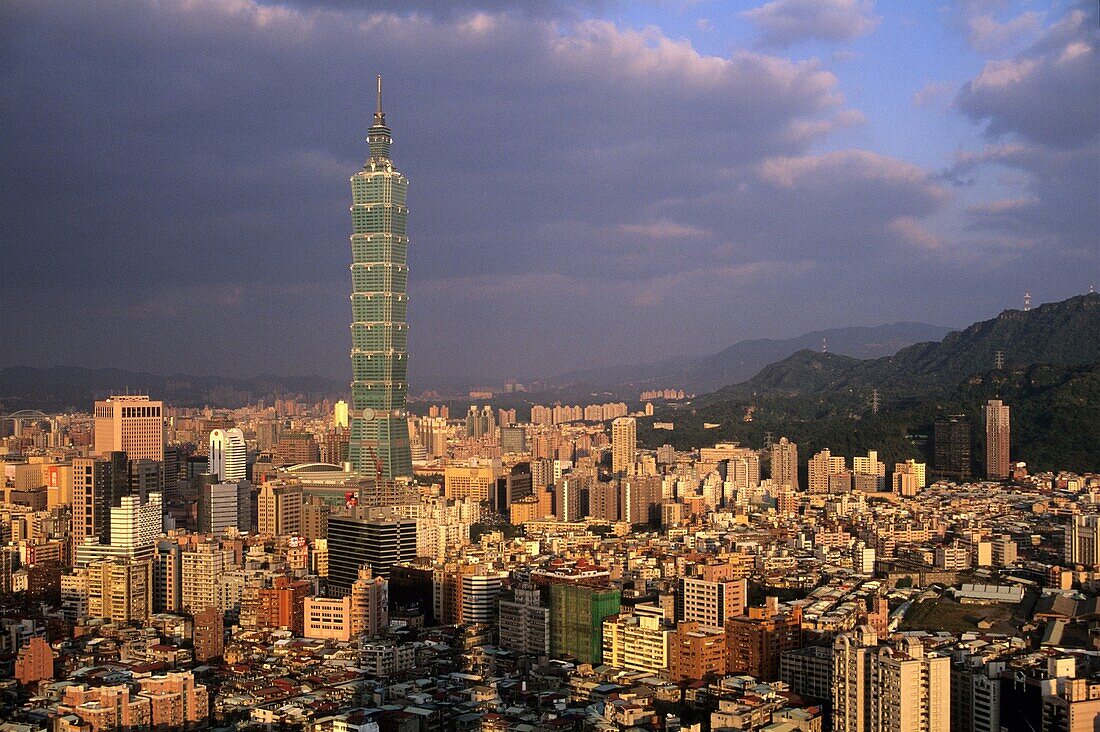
2 1 1097 387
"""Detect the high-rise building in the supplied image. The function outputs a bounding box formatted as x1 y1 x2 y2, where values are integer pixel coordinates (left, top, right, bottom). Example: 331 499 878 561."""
620 474 662 525
208 428 246 483
934 415 971 481
499 584 550 656
611 417 636 476
984 399 1010 480
347 76 413 480
670 621 727 682
1065 514 1100 568
327 511 417 593
852 450 886 491
181 542 235 615
75 489 163 567
93 395 164 462
192 606 224 662
256 481 303 537
198 480 245 536
85 557 153 623
808 449 847 494
725 599 802 681
770 437 799 490
333 400 349 429
500 425 527 454
676 576 747 631
602 604 673 674
892 459 926 496
833 627 877 732
549 584 621 664
833 629 949 732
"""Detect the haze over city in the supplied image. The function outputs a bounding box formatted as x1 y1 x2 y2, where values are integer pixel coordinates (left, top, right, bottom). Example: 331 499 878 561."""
3 0 1096 386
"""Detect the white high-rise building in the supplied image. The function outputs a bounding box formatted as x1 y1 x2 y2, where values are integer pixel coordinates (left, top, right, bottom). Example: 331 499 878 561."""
76 491 163 566
611 417 637 476
208 428 247 483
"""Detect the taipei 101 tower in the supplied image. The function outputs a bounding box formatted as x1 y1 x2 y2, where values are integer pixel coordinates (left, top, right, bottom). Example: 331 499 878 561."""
346 76 412 480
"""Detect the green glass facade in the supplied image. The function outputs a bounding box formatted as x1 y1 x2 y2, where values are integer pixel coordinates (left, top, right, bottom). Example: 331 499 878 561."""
550 584 622 664
347 78 412 480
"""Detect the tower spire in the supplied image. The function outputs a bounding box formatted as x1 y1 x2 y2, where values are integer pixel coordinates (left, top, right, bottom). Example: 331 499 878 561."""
374 74 385 127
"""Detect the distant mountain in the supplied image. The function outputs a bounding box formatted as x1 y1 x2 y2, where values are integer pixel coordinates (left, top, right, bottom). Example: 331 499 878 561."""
0 366 348 412
709 293 1100 404
646 293 1100 474
544 322 952 394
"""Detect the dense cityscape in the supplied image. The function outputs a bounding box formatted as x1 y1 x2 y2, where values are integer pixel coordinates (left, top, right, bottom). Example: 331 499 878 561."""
3 1 1099 731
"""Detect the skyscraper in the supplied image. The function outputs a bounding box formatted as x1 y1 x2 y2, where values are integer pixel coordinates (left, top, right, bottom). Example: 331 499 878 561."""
208 428 246 483
611 417 636 476
770 437 799 490
984 399 1010 480
934 415 971 481
93 395 164 462
347 76 413 480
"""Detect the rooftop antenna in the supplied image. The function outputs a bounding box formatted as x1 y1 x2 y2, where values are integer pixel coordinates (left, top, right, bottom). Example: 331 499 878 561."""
1023 291 1032 311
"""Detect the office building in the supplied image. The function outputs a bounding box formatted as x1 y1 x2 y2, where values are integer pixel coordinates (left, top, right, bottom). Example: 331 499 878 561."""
327 511 417 593
444 460 501 502
500 425 526 454
76 490 163 566
461 571 507 626
549 584 621 664
93 395 164 462
347 77 413 480
198 480 245 536
676 575 747 631
770 437 798 490
611 417 636 475
334 400 349 429
934 415 971 481
208 427 246 483
256 481 303 537
984 399 1010 480
1065 514 1100 568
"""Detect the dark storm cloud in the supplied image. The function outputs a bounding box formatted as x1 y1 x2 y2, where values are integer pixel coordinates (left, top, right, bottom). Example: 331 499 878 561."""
0 0 1095 385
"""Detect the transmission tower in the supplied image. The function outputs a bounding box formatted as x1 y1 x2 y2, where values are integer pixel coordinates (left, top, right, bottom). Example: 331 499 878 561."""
822 337 828 353
1024 291 1032 311
871 388 880 415
995 350 1004 370
764 431 774 449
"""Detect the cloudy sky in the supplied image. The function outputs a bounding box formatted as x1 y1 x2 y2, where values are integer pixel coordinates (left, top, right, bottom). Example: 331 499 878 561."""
2 0 1097 388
